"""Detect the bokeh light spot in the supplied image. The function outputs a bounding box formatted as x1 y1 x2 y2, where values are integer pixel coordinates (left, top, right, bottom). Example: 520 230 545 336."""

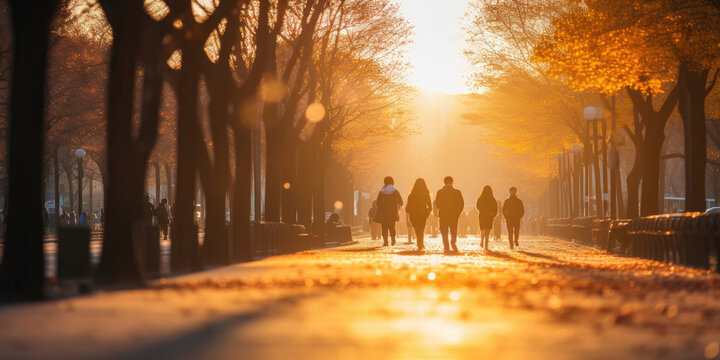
334 201 344 210
283 182 291 190
449 290 461 301
427 272 436 281
705 342 719 359
261 77 285 103
305 102 326 123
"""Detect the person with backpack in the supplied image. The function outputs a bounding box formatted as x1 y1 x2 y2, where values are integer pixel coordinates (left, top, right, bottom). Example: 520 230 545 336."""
375 176 403 246
405 178 432 251
502 187 525 250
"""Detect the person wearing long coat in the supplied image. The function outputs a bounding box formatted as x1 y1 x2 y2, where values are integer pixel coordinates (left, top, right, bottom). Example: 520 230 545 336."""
476 185 498 250
376 176 404 246
405 178 432 251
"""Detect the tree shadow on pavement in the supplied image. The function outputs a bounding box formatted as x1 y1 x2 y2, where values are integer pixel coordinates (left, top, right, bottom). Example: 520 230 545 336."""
99 293 315 360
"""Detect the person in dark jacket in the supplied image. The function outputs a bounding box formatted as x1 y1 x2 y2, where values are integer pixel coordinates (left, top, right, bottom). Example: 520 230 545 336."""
502 187 525 250
434 176 464 252
405 178 432 251
476 185 498 250
143 194 155 224
376 176 403 246
156 198 171 240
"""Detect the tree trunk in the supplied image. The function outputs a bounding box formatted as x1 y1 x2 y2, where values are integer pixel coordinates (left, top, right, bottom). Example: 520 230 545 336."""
233 124 253 261
0 0 58 301
53 147 61 225
165 162 173 204
64 163 75 213
281 131 298 223
640 119 664 216
297 141 314 230
678 65 709 212
171 40 203 273
153 162 160 206
264 123 283 222
592 120 604 217
94 2 145 285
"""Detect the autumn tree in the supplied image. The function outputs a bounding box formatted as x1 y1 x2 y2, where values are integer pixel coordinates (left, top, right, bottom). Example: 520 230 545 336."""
533 0 720 215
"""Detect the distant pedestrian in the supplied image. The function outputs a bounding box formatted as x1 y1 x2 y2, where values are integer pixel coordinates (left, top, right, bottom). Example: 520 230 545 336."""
502 187 525 250
405 178 432 251
468 207 479 236
156 198 171 240
458 210 468 238
368 201 381 240
376 176 403 246
434 176 464 253
476 185 498 251
493 200 503 241
69 211 77 226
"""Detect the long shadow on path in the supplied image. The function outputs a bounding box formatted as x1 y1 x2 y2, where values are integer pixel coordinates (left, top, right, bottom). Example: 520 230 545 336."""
99 294 315 360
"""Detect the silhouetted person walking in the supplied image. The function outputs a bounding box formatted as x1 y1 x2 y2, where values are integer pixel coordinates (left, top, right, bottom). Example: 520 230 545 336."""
458 210 468 238
143 194 155 224
434 176 464 253
493 200 503 241
476 185 497 250
406 178 432 251
156 198 171 240
468 207 479 236
376 176 403 246
502 187 525 250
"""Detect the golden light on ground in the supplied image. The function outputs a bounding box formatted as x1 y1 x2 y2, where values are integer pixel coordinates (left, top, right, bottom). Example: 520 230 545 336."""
449 290 461 302
305 102 326 123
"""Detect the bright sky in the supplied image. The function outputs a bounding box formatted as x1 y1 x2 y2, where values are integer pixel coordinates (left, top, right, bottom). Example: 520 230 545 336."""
398 0 472 94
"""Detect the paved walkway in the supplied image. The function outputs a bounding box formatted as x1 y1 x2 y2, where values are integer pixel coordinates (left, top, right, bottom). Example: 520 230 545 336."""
2 235 720 359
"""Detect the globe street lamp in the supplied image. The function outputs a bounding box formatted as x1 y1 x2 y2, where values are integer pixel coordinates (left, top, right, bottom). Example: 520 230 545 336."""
75 148 86 222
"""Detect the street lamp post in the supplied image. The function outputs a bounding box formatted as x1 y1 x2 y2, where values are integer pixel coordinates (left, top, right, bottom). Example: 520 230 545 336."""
75 148 86 222
572 144 583 218
584 106 604 218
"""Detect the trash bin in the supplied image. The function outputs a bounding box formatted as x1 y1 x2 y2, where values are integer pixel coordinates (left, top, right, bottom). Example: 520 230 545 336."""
57 225 91 280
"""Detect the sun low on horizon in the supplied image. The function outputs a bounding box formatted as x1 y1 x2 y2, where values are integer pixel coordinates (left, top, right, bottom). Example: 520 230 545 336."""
398 0 473 95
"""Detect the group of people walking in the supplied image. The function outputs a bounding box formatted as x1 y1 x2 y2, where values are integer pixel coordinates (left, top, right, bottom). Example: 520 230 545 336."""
143 194 173 240
371 176 525 252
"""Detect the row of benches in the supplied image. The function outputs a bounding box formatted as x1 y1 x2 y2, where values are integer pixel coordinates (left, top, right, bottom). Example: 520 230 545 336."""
547 214 720 271
55 221 355 282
